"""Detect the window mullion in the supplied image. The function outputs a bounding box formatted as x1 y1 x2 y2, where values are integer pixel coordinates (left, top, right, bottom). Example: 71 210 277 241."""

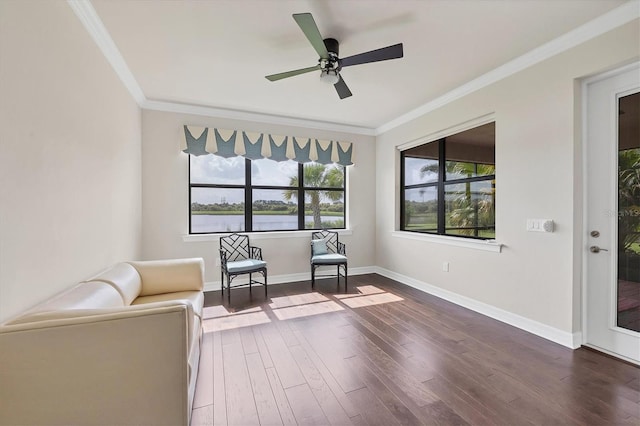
437 138 446 235
444 174 496 185
297 163 304 229
245 158 252 232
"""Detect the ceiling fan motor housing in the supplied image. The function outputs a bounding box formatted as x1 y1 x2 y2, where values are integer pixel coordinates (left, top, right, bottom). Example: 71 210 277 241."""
323 38 339 56
323 38 340 70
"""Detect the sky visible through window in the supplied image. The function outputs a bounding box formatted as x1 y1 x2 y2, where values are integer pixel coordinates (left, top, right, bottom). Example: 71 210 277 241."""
190 156 299 204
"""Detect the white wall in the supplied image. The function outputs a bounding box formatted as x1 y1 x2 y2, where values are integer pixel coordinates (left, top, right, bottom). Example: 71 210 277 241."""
376 21 639 336
0 1 142 322
141 110 376 286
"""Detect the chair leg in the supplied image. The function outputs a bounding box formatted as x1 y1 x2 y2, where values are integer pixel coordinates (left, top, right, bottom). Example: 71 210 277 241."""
227 274 231 303
220 269 224 295
344 264 348 293
264 269 268 298
311 265 315 289
336 265 340 290
249 273 252 293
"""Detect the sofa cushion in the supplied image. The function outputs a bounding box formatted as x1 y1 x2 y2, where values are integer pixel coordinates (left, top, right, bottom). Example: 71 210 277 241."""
89 263 142 305
7 281 125 325
131 291 204 320
128 258 204 296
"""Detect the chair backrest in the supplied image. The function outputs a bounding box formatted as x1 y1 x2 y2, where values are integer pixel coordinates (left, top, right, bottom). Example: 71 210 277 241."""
220 233 250 261
311 230 339 254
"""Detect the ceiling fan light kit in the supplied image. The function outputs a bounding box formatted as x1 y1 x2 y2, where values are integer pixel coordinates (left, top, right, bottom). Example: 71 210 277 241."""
265 13 404 99
320 69 340 85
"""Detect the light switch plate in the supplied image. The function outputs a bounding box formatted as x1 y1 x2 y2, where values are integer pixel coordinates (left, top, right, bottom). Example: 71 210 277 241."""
527 219 554 232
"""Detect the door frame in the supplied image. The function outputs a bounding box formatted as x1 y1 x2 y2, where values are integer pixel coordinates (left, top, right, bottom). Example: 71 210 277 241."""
581 61 640 364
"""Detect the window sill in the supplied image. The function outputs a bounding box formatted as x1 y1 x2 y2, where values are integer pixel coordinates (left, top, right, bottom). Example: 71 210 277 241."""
391 231 503 253
183 229 353 243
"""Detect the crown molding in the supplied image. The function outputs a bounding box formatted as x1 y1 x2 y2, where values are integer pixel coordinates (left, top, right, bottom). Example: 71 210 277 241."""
142 99 377 136
375 0 640 135
69 0 638 138
67 0 376 137
67 0 145 105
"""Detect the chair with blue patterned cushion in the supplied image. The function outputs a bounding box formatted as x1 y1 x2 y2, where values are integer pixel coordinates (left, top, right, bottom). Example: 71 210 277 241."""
310 230 347 291
219 233 267 302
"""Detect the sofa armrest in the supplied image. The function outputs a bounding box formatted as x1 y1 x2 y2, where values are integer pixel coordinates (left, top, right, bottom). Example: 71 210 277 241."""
0 304 192 425
128 257 204 296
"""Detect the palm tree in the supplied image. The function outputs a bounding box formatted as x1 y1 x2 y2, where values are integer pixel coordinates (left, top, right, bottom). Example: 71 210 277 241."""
283 164 344 228
419 161 495 236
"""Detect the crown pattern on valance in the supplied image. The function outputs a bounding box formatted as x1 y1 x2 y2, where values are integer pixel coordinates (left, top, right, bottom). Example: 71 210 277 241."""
181 125 354 166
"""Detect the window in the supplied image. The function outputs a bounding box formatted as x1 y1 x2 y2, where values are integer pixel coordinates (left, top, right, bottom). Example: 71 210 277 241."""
189 156 345 233
401 122 495 239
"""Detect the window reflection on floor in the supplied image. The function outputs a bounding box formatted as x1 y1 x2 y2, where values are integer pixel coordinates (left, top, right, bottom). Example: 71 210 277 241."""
202 284 403 332
202 306 270 333
269 292 332 309
271 300 344 320
335 285 404 308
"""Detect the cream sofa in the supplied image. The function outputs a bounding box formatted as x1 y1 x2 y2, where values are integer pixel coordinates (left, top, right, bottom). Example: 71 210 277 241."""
0 258 205 426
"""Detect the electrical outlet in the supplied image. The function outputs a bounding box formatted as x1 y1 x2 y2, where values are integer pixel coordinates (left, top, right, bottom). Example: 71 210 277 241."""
443 262 450 272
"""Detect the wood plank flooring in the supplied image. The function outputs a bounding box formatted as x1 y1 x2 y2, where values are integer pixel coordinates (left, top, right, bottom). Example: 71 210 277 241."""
192 274 640 426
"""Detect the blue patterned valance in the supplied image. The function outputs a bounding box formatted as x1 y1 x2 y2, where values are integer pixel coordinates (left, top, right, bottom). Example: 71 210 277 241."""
181 125 354 166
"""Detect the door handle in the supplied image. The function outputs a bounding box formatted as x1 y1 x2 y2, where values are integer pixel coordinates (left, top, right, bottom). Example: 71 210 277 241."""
590 246 609 253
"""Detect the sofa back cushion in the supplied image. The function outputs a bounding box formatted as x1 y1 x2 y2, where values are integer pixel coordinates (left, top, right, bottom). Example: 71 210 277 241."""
128 258 204 296
90 263 142 305
7 281 125 325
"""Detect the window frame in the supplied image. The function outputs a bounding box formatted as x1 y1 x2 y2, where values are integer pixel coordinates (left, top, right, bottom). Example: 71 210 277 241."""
400 137 495 240
189 157 346 234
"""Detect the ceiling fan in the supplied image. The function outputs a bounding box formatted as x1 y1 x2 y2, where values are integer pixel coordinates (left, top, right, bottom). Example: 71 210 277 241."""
265 13 404 99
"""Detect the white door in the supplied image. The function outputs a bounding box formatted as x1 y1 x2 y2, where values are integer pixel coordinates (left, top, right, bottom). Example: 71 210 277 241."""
585 63 640 364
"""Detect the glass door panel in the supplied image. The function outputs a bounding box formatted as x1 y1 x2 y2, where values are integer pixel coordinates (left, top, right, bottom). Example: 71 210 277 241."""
617 91 640 332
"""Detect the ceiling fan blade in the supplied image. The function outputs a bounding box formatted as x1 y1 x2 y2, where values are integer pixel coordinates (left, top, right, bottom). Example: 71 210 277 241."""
293 13 329 60
340 43 403 68
334 75 352 99
265 65 321 82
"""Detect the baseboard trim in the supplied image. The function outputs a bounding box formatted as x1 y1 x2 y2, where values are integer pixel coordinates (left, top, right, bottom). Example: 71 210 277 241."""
204 265 581 349
374 267 581 349
204 266 376 292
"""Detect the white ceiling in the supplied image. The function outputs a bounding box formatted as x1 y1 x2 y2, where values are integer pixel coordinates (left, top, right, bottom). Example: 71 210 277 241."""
89 0 628 131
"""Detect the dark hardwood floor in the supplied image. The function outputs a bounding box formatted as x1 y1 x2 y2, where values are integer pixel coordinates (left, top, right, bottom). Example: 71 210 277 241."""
192 274 640 426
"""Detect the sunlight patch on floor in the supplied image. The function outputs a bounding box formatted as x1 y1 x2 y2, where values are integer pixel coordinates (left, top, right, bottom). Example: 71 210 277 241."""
201 285 402 331
271 300 344 320
269 292 330 309
203 305 263 319
203 309 271 332
334 285 403 308
335 285 386 298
